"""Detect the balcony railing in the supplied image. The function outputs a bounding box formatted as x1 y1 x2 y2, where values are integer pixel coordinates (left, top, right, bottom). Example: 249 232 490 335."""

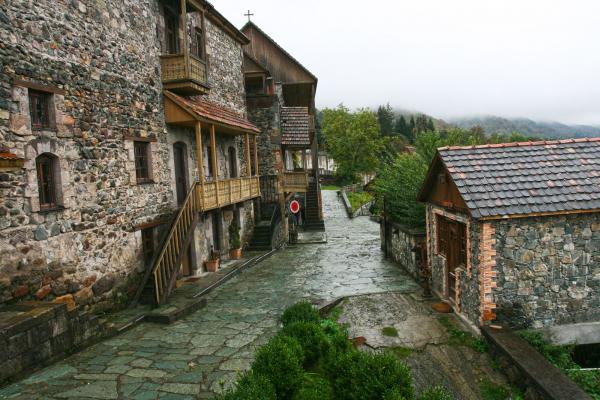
281 172 309 193
199 176 260 211
160 54 208 95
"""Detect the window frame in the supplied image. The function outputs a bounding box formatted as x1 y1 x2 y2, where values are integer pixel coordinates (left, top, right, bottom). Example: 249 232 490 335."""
36 154 59 210
134 141 152 184
29 90 53 130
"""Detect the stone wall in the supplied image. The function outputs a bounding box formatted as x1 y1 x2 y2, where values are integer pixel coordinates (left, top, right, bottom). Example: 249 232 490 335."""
0 0 171 308
0 0 254 308
381 221 425 282
426 205 482 327
492 213 600 329
247 100 280 176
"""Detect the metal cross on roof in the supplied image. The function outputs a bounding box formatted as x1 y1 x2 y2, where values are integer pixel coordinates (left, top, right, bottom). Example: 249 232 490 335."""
244 9 254 22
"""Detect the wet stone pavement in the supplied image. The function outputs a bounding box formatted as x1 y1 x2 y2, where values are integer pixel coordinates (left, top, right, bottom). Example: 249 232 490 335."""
0 191 419 400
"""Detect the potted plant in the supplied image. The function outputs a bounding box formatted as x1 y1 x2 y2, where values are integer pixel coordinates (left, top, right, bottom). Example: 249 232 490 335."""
205 246 220 272
228 221 242 260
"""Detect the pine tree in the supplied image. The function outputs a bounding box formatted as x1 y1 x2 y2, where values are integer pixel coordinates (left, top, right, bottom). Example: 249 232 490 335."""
409 115 416 139
395 115 409 139
377 103 394 136
427 117 435 132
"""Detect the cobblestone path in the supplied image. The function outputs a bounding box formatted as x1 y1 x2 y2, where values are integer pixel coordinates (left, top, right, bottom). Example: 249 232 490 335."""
0 191 419 400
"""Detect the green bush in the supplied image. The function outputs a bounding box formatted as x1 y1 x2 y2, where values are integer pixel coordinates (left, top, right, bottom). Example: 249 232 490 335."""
228 221 241 249
418 386 455 400
320 319 352 353
280 322 330 368
325 350 414 400
217 371 276 400
281 301 321 327
292 374 333 400
252 335 304 399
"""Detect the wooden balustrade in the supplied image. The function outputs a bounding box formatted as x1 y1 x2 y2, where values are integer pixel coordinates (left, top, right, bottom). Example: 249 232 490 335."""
144 176 260 305
281 172 309 193
151 181 200 305
160 54 208 94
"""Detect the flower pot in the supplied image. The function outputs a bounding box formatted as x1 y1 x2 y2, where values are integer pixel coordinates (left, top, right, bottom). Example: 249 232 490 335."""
205 259 219 272
229 248 242 260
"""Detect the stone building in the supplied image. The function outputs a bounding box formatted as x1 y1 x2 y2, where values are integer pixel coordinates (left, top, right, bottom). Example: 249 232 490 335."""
241 21 324 249
418 139 600 330
0 0 262 309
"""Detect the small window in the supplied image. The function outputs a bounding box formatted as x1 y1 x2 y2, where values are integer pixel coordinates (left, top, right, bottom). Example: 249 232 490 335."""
245 75 264 95
29 90 52 130
134 141 152 183
191 27 205 60
141 227 155 266
36 154 59 209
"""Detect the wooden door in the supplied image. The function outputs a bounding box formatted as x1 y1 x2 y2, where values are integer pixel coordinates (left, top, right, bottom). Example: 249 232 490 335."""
212 212 221 252
180 244 192 276
228 147 237 178
447 222 459 301
174 143 187 206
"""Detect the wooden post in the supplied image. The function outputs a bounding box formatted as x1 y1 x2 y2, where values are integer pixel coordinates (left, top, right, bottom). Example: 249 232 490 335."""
180 0 189 74
195 121 204 209
210 124 219 207
252 135 258 177
244 133 251 177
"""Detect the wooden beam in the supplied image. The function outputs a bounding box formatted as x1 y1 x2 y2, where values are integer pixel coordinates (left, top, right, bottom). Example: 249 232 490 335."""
210 124 219 206
244 134 251 177
252 135 258 177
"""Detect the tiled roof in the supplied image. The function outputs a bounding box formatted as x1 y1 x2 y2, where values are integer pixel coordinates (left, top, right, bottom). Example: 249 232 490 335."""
438 138 600 218
281 107 311 145
166 92 260 133
0 151 22 160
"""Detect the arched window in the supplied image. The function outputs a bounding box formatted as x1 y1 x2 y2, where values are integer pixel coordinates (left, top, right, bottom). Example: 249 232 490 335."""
36 153 59 209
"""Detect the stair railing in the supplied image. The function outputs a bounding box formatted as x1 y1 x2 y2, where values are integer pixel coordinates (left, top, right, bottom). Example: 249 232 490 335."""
133 181 200 306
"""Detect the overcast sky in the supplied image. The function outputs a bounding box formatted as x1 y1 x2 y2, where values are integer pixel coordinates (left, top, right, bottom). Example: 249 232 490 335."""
214 1 600 125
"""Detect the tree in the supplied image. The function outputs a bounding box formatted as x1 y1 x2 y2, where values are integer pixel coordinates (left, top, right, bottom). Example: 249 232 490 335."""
409 116 416 138
377 103 394 136
374 153 428 228
321 105 382 184
394 115 410 141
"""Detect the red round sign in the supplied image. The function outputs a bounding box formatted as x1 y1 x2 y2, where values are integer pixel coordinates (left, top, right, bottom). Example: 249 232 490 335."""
290 200 300 214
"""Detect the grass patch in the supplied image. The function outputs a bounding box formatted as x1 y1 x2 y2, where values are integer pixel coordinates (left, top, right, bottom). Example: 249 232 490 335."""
382 326 399 337
518 331 600 399
388 347 412 358
479 379 523 400
346 191 373 210
321 185 341 191
438 317 487 353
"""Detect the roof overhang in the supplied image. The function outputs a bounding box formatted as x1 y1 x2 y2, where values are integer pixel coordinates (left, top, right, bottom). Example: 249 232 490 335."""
164 91 260 135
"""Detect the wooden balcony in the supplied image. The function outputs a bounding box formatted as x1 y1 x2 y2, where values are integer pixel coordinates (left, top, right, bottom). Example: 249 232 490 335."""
198 176 260 211
160 54 208 95
281 172 309 193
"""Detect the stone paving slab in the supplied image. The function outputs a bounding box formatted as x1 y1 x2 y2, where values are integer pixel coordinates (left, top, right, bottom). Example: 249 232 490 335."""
0 191 419 399
337 292 511 399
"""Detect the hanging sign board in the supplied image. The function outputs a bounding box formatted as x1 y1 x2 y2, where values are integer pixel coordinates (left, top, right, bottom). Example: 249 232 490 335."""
290 200 300 214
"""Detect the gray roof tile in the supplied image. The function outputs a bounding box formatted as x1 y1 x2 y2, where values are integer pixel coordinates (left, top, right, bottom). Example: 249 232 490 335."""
438 138 600 217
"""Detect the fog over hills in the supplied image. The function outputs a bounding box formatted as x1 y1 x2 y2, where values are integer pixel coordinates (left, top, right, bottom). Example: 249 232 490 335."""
449 116 600 139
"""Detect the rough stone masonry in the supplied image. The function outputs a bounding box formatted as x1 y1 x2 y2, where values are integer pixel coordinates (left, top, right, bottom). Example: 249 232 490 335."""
0 0 254 310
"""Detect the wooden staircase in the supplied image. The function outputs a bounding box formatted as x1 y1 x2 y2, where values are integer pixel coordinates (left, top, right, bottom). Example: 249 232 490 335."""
134 182 200 306
304 180 325 231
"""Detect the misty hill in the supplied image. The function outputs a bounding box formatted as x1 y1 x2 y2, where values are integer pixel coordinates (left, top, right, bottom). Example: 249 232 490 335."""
450 116 600 139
